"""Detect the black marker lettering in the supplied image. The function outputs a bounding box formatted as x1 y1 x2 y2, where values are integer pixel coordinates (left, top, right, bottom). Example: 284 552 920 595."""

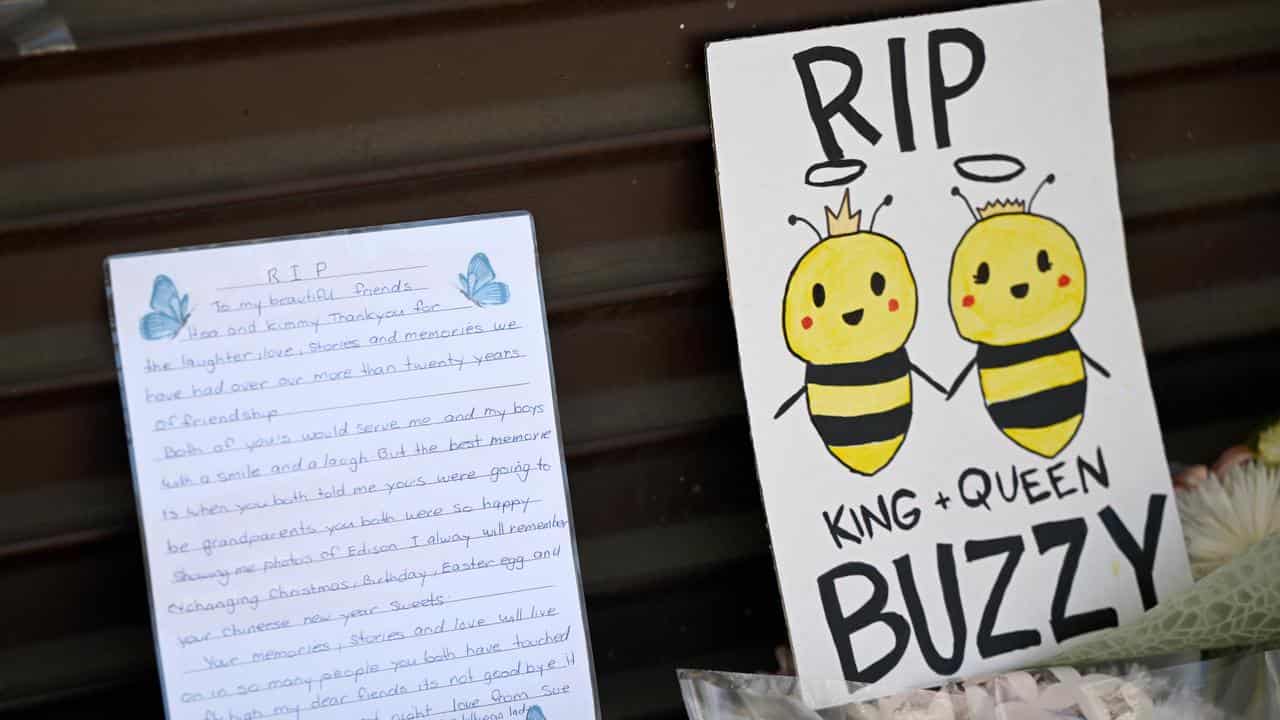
887 37 916 152
794 46 881 158
1100 495 1166 611
1078 446 1109 492
927 28 985 148
817 562 909 683
1033 518 1119 642
965 535 1041 657
894 545 965 674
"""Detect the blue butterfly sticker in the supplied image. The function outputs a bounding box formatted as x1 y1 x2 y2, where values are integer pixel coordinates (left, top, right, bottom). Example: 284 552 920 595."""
526 706 546 720
458 252 510 307
140 274 191 341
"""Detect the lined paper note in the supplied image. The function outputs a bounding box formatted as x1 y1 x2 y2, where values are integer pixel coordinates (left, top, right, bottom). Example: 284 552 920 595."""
105 213 598 720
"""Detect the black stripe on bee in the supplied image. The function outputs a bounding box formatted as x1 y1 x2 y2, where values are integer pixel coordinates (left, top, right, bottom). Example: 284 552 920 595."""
986 381 1085 429
810 405 912 446
806 347 910 386
976 331 1078 369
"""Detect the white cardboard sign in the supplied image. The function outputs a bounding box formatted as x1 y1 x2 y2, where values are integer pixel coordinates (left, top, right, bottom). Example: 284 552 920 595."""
707 0 1192 702
105 212 598 720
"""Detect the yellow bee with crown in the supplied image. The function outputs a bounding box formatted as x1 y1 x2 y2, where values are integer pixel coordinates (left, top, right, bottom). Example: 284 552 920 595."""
945 174 1109 458
776 189 946 476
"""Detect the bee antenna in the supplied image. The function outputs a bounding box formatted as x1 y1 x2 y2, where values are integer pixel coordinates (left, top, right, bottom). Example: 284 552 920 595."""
787 214 822 241
1028 173 1056 213
869 194 893 232
950 186 978 222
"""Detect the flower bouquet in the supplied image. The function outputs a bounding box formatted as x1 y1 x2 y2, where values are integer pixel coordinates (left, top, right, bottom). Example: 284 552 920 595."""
679 650 1279 719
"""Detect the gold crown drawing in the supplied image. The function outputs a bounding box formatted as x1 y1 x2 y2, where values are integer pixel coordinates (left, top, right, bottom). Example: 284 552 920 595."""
825 189 862 236
976 198 1026 218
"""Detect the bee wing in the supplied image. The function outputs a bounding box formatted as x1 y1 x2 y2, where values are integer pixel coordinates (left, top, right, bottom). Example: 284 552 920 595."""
141 311 184 340
525 706 546 720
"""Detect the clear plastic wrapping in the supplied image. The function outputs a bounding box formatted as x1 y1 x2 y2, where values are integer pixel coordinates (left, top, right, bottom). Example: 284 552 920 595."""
679 649 1280 719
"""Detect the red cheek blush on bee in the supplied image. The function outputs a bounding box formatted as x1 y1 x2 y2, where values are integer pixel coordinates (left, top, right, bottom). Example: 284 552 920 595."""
1058 274 1071 287
888 299 900 312
962 294 975 307
801 316 813 329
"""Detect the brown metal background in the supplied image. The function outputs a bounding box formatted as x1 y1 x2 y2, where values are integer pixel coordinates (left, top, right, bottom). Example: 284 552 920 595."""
0 0 1278 717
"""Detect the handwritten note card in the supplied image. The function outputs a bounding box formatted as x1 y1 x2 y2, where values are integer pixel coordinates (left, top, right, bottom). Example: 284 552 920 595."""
105 212 598 720
707 0 1192 704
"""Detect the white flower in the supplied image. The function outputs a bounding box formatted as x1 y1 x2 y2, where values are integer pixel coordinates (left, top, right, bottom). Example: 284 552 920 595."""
1177 461 1280 579
1258 421 1280 467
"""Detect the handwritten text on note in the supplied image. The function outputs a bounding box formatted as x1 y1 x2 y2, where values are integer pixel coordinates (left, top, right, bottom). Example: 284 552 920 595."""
107 213 598 720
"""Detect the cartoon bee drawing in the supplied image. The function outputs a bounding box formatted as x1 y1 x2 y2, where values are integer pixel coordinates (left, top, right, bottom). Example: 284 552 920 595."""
775 190 946 476
945 175 1109 458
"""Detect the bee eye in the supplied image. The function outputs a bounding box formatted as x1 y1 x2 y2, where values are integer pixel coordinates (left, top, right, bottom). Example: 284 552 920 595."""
812 283 826 307
1037 249 1052 272
973 262 990 284
870 272 885 296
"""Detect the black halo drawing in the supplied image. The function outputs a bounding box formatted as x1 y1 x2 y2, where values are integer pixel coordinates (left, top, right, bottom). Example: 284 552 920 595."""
804 158 868 188
953 153 1026 183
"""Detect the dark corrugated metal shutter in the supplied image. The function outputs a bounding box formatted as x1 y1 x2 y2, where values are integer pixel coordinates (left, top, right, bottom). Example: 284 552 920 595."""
0 1 1277 717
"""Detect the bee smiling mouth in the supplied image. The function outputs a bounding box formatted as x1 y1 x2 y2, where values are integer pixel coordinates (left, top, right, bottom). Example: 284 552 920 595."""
1010 283 1030 299
842 309 864 326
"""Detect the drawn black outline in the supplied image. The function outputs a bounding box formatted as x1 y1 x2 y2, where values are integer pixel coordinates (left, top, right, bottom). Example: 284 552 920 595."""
775 194 945 476
943 176 1106 459
953 153 1026 183
804 158 868 187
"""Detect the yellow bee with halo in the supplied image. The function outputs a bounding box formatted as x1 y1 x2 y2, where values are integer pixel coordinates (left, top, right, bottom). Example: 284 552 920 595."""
776 190 946 476
945 174 1109 458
